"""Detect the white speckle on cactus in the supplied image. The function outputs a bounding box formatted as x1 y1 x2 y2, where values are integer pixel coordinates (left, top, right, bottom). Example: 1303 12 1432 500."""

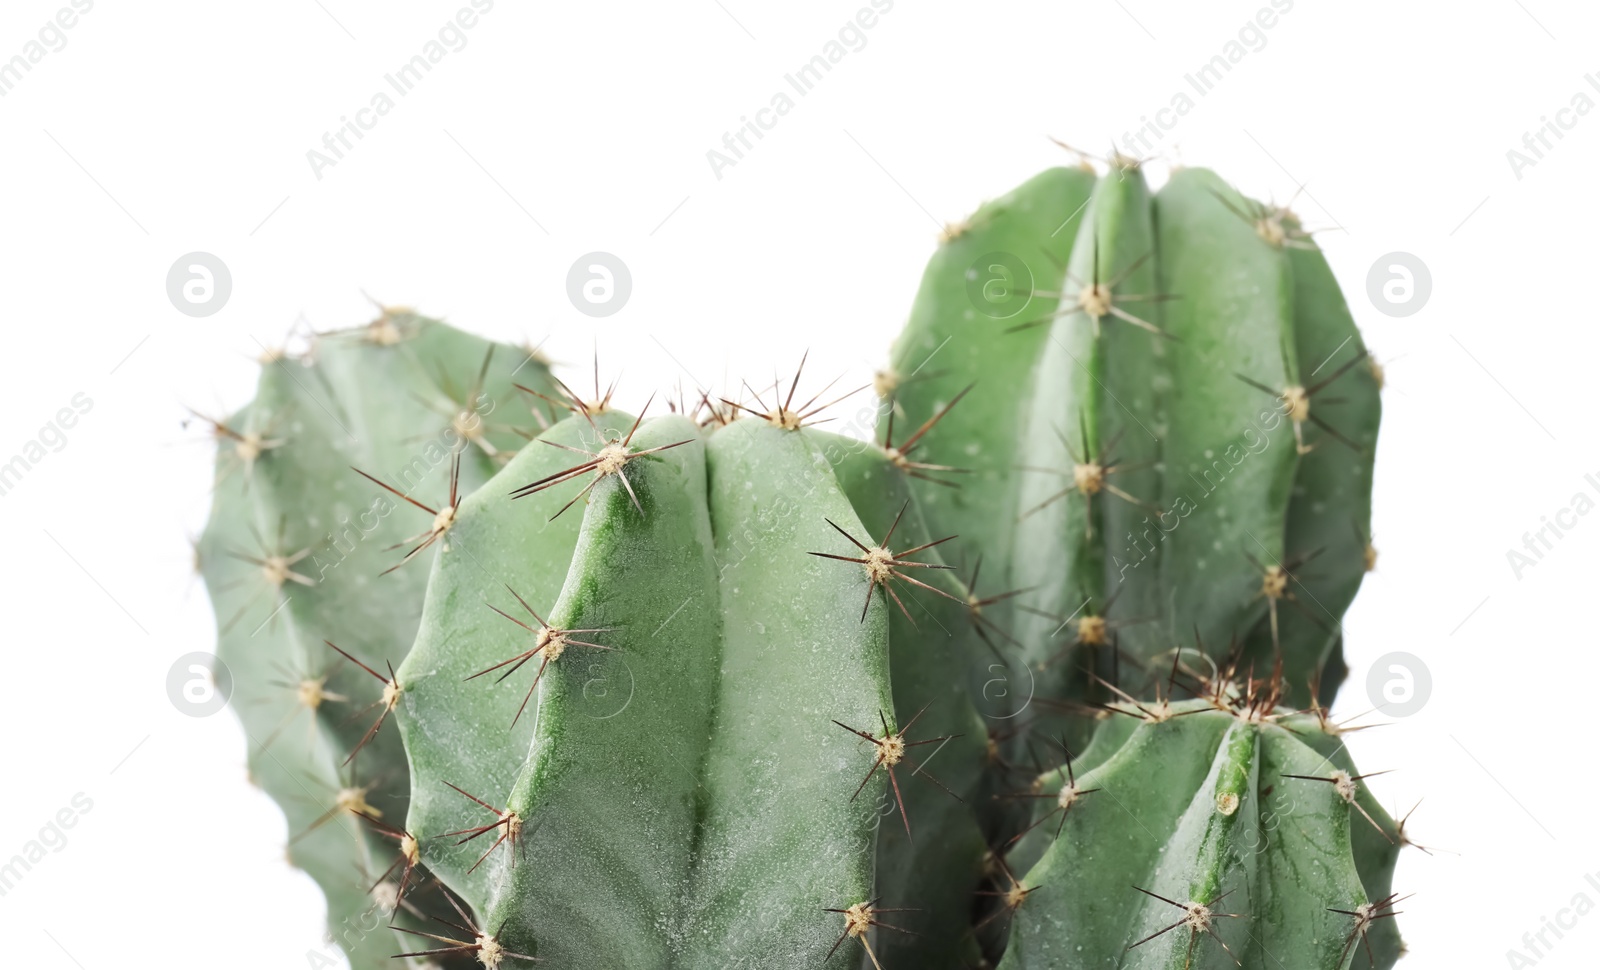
475 935 504 968
1330 769 1359 803
594 442 630 476
862 547 895 586
334 784 376 819
371 880 399 914
1282 385 1310 422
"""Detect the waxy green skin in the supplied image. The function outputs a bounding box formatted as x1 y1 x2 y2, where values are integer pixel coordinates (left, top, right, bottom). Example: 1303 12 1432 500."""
885 166 1379 709
999 702 1401 970
398 413 931 968
203 458 408 969
198 314 557 969
885 166 1097 601
820 429 991 970
200 163 1392 970
883 165 1100 738
1008 165 1165 709
391 412 595 908
1245 234 1382 694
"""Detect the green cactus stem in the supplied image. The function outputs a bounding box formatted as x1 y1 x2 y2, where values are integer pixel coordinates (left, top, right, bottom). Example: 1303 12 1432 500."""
197 309 557 970
883 162 1380 711
997 684 1403 970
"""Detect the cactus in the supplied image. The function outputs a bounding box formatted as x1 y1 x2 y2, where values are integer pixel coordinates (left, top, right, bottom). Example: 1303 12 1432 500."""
819 427 991 969
882 161 1381 712
196 308 558 969
196 160 1409 970
997 684 1403 970
392 391 994 969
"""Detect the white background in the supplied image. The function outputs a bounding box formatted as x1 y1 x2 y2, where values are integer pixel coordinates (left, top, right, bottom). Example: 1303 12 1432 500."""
0 0 1594 967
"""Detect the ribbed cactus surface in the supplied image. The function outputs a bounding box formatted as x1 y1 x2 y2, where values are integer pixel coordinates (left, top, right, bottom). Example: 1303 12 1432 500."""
196 158 1407 970
883 164 1380 711
198 310 557 968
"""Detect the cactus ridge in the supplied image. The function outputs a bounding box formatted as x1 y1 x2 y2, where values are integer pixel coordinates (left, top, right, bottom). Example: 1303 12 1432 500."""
997 676 1403 970
884 162 1381 720
198 310 559 968
385 365 996 967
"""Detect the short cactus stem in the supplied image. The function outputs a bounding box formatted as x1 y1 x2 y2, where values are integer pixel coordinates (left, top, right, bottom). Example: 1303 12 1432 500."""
199 312 559 968
886 161 1380 722
999 691 1401 968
